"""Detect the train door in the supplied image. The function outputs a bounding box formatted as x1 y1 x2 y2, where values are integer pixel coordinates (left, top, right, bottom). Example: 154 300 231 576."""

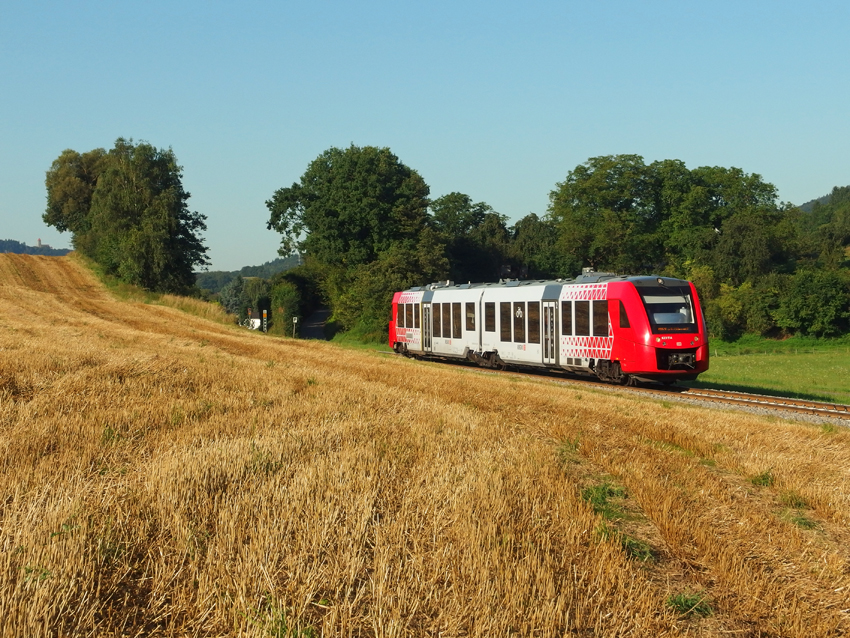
422 303 432 353
543 301 557 365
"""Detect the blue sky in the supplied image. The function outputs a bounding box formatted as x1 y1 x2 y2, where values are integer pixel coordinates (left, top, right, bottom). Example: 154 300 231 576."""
2 0 848 271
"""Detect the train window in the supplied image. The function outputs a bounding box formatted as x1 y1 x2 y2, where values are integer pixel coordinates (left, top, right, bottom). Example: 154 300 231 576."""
575 301 590 336
485 302 496 332
527 302 540 344
399 303 407 328
452 303 462 338
433 303 442 337
593 300 609 337
414 303 420 329
500 302 512 341
443 303 452 339
465 302 475 331
513 302 526 343
619 300 630 328
637 286 697 334
561 300 573 335
405 303 414 329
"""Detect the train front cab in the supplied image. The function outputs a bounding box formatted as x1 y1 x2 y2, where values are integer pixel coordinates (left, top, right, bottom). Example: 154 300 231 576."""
608 278 709 382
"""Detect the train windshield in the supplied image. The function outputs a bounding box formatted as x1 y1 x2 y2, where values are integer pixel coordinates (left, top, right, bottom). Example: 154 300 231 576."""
638 286 697 333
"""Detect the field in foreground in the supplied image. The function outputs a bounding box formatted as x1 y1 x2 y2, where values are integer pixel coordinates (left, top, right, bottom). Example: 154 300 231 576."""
1 254 850 637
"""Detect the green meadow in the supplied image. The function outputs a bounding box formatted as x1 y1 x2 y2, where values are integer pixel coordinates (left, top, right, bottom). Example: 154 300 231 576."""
684 335 850 404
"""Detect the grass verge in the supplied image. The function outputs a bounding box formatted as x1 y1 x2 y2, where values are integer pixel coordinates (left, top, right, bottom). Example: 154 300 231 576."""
683 335 850 404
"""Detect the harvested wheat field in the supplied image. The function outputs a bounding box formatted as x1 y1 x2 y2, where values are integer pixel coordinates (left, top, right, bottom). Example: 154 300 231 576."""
1 253 849 637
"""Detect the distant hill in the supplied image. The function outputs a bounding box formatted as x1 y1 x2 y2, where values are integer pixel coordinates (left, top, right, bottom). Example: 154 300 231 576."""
799 193 833 213
0 239 70 256
195 255 302 293
798 186 850 213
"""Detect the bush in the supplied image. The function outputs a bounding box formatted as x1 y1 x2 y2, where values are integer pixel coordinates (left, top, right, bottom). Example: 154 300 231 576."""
326 231 448 341
269 280 302 336
705 278 785 339
267 262 326 336
218 275 271 325
774 269 850 337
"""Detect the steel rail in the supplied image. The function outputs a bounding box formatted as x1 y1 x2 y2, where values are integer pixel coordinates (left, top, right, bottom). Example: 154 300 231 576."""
676 387 850 420
550 376 850 422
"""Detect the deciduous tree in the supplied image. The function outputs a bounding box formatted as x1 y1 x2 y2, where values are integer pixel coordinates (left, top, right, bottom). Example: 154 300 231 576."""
510 213 563 279
429 192 513 282
548 155 663 274
266 145 430 266
44 148 107 235
44 139 209 293
266 145 443 338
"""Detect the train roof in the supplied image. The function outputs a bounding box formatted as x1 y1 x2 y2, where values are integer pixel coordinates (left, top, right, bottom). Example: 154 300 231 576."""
404 272 690 293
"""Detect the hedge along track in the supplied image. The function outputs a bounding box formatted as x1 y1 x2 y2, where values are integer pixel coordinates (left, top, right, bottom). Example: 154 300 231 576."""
390 354 850 425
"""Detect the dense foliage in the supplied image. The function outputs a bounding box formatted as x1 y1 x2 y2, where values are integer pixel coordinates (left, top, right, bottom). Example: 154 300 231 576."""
547 156 796 282
266 145 430 266
429 192 515 282
44 139 209 293
218 276 269 325
266 145 448 340
263 149 849 342
543 156 850 338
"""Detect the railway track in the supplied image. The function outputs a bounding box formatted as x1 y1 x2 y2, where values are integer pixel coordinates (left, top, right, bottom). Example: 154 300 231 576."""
387 350 850 423
675 387 850 421
559 378 850 423
444 361 850 423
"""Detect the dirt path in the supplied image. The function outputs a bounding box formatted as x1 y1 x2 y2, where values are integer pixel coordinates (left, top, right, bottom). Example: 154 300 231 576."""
299 305 331 339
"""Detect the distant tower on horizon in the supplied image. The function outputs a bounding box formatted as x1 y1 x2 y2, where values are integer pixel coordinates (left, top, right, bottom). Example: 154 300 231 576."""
37 238 41 247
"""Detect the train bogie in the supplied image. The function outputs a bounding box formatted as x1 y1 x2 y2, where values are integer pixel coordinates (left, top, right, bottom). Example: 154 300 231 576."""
390 272 709 384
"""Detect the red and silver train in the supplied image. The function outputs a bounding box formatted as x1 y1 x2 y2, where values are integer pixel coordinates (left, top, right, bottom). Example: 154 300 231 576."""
389 270 709 384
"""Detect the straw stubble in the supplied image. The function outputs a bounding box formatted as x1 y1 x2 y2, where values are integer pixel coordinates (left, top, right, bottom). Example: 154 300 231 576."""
1 254 848 636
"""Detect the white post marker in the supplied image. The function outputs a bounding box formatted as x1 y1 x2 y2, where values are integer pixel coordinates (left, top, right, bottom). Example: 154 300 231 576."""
292 316 299 338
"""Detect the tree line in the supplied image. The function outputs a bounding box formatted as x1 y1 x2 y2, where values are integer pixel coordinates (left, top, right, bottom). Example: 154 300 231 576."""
44 141 850 340
266 147 849 340
195 255 301 295
0 239 70 256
